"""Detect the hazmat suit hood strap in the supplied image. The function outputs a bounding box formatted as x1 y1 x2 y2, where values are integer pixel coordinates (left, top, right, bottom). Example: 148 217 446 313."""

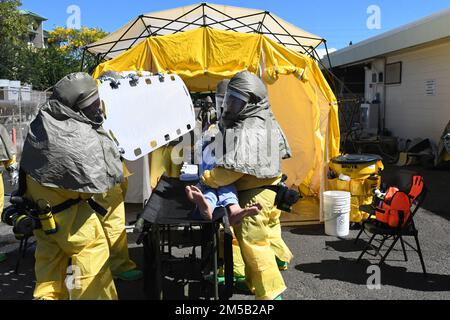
20 98 123 193
0 125 15 161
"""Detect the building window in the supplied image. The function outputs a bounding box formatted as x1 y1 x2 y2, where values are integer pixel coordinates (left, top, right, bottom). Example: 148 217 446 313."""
385 61 402 85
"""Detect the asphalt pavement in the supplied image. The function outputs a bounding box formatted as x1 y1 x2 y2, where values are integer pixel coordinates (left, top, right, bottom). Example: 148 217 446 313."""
1 206 449 300
1 166 449 300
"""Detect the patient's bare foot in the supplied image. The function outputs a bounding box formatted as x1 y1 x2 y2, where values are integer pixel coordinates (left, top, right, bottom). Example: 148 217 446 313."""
185 186 195 202
185 186 213 220
228 203 262 226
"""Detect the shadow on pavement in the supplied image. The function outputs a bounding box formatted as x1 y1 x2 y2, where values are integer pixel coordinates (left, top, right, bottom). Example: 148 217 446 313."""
296 257 450 292
0 237 248 300
0 242 36 300
324 238 421 262
120 246 251 300
325 239 370 253
115 246 145 300
290 224 325 236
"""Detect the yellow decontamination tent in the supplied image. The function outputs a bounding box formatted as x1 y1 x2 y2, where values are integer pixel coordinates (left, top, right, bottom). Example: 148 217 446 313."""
88 3 340 223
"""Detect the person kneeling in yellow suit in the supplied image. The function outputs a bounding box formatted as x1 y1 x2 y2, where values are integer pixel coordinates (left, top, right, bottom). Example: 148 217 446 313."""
20 72 124 300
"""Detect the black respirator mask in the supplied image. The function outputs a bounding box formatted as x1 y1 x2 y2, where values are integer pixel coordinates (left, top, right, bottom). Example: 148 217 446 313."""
220 90 249 128
81 98 104 124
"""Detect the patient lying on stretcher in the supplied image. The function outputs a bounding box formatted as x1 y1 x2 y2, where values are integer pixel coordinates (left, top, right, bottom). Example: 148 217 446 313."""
185 184 261 226
185 130 261 226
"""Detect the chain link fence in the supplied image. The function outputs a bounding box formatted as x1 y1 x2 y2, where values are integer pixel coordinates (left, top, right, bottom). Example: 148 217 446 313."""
0 88 50 160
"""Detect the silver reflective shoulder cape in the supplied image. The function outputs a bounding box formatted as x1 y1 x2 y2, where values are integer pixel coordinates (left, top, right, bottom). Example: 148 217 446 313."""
216 98 291 179
20 100 123 193
0 125 16 162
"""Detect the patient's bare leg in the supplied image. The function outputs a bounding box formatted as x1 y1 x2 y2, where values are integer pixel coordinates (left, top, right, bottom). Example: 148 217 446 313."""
185 185 213 220
227 203 262 226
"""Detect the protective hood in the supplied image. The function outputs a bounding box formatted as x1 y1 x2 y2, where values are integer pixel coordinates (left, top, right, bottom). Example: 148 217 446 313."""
20 74 123 193
0 125 15 162
228 71 266 104
216 79 229 96
216 71 291 178
215 79 230 120
52 72 100 111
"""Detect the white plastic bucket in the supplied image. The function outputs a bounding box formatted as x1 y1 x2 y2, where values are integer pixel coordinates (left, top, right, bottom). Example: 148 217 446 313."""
323 191 351 237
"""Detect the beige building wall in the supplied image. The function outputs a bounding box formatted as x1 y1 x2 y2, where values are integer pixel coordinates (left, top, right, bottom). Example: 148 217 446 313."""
385 40 450 144
33 21 45 48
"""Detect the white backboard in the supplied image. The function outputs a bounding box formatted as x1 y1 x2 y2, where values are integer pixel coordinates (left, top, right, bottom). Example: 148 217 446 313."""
98 73 195 161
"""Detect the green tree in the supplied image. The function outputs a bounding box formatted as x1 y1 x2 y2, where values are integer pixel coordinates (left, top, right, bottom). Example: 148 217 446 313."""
48 26 109 72
0 0 30 80
0 1 109 90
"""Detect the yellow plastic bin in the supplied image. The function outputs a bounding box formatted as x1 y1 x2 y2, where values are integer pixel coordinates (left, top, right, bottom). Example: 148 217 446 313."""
328 154 384 223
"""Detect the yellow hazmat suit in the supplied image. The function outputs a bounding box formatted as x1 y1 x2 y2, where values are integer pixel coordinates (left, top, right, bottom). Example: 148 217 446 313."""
19 72 124 300
202 71 292 299
94 169 136 276
231 205 293 277
269 209 293 266
202 167 289 300
150 145 183 189
0 122 18 213
26 176 117 300
0 156 17 213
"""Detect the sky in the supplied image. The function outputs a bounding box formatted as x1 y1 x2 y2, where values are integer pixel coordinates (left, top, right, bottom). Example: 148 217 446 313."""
20 0 450 53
